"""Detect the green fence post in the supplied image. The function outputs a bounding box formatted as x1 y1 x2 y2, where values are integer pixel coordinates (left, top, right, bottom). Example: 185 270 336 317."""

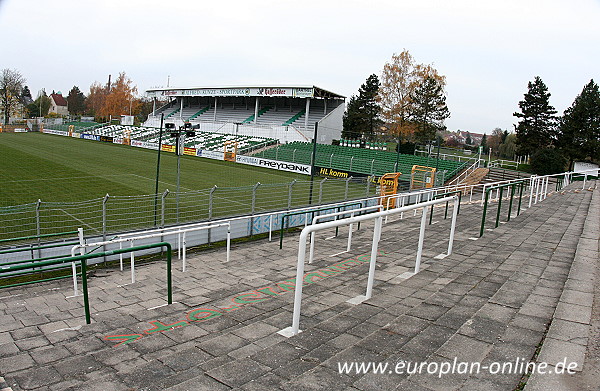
279 215 286 249
495 187 504 228
429 203 435 225
81 259 90 324
507 184 515 222
517 181 524 216
165 245 172 304
480 190 490 237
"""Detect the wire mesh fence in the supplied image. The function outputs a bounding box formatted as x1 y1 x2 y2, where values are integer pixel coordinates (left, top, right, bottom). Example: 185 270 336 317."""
0 178 385 240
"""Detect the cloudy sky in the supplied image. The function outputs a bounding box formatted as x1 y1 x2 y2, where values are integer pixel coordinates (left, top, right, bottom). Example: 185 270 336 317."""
1 0 598 133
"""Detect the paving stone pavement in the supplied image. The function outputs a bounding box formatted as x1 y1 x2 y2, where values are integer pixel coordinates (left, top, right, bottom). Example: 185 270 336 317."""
0 181 597 391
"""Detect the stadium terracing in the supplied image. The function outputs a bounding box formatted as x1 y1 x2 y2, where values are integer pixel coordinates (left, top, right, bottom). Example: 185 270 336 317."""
145 85 346 144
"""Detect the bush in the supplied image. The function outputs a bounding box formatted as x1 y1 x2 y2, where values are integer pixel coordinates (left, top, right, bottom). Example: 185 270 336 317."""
395 141 416 155
529 148 567 175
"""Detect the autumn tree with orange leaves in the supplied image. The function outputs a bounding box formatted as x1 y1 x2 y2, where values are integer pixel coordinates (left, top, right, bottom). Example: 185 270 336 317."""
378 50 446 143
85 72 141 121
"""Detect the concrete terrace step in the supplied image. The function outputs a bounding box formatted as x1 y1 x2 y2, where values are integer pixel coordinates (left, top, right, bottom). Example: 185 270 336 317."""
0 181 596 391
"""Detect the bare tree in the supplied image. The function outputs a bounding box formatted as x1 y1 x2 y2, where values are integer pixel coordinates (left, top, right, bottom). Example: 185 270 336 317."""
0 68 26 124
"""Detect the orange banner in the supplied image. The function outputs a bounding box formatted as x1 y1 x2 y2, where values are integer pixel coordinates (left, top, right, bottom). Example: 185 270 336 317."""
161 144 175 153
184 147 196 156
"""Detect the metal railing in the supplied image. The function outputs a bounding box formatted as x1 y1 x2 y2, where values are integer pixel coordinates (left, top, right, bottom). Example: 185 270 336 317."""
0 177 377 241
308 205 384 264
1 242 172 324
446 159 484 186
488 159 519 170
279 195 459 337
480 181 525 237
279 202 363 249
69 222 231 296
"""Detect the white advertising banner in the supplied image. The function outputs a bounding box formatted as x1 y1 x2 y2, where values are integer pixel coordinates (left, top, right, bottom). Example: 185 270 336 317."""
131 139 159 150
197 149 224 160
574 162 599 173
43 129 70 136
235 155 310 175
148 86 314 98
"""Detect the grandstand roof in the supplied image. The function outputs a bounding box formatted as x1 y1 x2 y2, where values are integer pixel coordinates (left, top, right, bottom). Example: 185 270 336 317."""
146 85 345 99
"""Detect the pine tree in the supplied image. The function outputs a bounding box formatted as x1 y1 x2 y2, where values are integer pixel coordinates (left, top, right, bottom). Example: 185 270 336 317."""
465 132 472 145
342 95 362 139
21 85 32 105
342 74 382 141
409 77 450 144
557 79 600 167
67 86 86 116
513 76 558 155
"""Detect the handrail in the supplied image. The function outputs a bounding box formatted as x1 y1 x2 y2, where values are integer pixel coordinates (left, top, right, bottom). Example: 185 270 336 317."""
1 242 172 324
279 196 458 337
279 202 363 249
430 190 462 224
480 180 526 237
0 230 79 245
446 159 483 186
308 205 384 264
488 159 519 169
0 241 79 255
70 222 231 295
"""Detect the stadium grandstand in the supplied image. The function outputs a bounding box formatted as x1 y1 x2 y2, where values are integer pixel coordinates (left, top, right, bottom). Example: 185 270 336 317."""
144 85 345 144
37 84 470 185
42 120 467 184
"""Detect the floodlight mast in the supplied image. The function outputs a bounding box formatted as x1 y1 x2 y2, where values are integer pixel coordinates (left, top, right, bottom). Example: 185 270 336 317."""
153 113 165 227
173 122 195 223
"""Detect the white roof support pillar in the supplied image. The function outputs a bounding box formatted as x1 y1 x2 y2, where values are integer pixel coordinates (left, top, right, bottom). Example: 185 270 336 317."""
304 97 311 128
254 97 260 124
179 98 183 120
213 97 218 122
152 98 156 116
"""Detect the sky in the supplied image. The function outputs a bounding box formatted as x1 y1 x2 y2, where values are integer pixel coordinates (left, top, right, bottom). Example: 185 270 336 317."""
1 0 599 134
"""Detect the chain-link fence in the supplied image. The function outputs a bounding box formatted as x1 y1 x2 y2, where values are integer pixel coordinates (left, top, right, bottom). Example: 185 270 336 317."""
0 177 389 240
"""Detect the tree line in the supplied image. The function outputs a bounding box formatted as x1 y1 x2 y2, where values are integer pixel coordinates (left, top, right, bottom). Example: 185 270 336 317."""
342 50 599 173
0 69 156 124
342 49 449 148
513 76 600 173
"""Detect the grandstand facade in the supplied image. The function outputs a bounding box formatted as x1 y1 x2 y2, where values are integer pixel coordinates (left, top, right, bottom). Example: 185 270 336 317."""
145 85 345 144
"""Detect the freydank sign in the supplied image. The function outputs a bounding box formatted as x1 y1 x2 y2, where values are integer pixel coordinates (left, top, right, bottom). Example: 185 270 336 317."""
236 155 310 175
104 250 386 346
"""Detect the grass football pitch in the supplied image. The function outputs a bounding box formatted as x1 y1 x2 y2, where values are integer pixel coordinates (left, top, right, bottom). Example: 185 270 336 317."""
0 132 305 206
0 133 374 238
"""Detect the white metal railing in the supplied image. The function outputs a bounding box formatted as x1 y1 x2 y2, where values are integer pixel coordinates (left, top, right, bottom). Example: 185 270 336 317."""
278 195 459 337
70 221 231 296
308 205 384 264
415 149 478 163
488 159 519 170
446 159 484 186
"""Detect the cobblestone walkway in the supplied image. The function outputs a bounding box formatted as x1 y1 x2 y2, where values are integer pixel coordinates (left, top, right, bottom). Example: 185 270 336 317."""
0 182 597 391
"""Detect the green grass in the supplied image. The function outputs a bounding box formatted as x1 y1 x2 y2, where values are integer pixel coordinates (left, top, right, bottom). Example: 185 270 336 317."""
0 132 303 206
0 133 376 239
